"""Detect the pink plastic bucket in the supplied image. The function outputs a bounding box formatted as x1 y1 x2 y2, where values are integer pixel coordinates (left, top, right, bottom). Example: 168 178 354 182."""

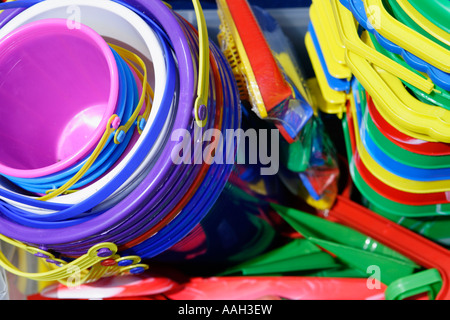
0 18 119 178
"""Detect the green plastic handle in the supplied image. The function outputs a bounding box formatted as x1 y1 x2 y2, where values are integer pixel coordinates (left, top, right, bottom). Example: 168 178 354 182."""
385 269 443 300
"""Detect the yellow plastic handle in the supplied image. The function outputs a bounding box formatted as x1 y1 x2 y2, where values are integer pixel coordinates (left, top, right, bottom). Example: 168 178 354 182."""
40 45 153 201
192 0 210 128
310 3 352 79
0 233 149 286
364 0 450 73
109 43 150 144
0 233 116 282
375 67 450 138
397 0 450 47
344 33 450 143
349 89 450 194
313 0 347 65
38 114 120 201
330 0 434 94
305 32 347 116
110 44 154 135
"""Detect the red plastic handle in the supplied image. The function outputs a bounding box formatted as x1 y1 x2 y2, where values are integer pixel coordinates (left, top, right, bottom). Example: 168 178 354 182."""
329 195 450 300
165 276 386 300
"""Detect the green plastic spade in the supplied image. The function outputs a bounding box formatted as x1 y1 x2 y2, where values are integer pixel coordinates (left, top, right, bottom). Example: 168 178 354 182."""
221 238 338 276
309 238 419 285
270 202 418 264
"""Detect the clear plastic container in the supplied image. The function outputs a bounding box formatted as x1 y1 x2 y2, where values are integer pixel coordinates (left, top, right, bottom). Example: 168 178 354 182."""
0 262 8 300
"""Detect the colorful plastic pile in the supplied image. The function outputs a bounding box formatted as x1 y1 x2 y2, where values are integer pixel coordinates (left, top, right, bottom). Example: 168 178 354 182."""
304 0 450 299
0 0 449 301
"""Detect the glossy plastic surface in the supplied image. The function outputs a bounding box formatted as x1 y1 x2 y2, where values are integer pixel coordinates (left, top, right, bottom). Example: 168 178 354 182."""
0 18 118 178
329 196 450 300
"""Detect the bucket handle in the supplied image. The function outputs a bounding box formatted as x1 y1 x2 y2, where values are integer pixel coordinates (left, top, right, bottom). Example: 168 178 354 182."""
109 44 152 144
39 45 152 201
192 0 210 128
0 233 149 285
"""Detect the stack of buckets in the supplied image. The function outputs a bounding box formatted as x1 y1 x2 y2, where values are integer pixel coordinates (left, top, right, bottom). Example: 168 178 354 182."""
306 0 450 248
0 0 283 287
1 0 449 300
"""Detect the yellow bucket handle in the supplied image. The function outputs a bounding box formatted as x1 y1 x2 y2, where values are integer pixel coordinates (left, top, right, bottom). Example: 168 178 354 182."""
40 44 152 201
192 0 210 128
0 233 148 285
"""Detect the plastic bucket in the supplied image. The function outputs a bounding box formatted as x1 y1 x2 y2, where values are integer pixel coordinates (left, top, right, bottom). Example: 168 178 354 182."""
0 18 119 178
0 0 173 214
4 46 140 194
